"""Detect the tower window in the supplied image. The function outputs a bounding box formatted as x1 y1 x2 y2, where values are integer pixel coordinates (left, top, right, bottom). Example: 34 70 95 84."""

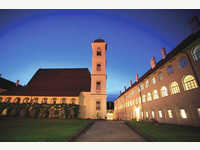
96 101 101 110
96 81 101 90
97 64 101 71
97 51 101 56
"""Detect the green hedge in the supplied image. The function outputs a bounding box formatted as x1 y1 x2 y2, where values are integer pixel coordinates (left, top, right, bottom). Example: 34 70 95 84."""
0 102 80 119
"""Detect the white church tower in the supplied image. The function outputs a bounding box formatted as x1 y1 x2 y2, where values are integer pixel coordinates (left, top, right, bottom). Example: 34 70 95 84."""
90 39 107 119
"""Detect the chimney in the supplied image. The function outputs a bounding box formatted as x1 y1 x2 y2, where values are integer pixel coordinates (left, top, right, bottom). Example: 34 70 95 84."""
130 80 133 86
136 74 139 82
161 48 167 59
189 16 200 33
150 57 156 69
16 80 20 87
124 86 126 91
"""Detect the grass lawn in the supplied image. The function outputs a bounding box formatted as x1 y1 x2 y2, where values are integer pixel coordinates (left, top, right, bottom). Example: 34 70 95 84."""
127 120 200 142
0 117 92 142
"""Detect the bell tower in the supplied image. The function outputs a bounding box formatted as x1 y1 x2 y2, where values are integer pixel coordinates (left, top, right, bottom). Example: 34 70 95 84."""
90 39 107 119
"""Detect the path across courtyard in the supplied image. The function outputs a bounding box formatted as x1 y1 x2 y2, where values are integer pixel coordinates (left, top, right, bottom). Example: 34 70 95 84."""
74 120 146 142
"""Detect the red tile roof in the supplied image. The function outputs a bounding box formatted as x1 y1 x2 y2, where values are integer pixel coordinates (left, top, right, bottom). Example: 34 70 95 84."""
0 68 91 96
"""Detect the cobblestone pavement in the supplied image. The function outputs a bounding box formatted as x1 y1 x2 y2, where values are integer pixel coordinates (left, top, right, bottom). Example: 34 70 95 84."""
74 120 146 142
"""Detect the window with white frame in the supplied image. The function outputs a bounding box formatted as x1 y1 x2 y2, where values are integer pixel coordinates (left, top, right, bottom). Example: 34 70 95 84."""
168 110 173 118
145 80 149 88
160 86 168 97
158 72 163 81
153 89 159 100
180 109 187 119
170 81 180 95
183 75 198 91
152 77 156 85
158 110 163 118
140 84 144 90
192 44 200 61
147 92 152 101
152 111 155 118
142 94 146 103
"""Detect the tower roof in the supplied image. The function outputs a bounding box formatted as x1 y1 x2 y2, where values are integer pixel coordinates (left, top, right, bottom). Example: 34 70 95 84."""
94 39 105 43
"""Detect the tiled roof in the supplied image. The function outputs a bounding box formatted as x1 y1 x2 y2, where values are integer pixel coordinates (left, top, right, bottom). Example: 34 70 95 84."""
0 68 91 96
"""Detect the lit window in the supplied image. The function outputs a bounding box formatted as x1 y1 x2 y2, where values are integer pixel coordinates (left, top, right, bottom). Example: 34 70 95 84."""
14 97 21 103
160 86 168 97
135 98 138 104
166 65 174 75
5 97 11 103
142 95 146 103
168 110 173 118
34 97 38 103
178 56 188 69
140 84 144 90
152 111 155 118
145 80 149 88
96 101 101 110
61 98 66 104
147 92 152 101
180 109 187 119
96 81 101 90
72 98 75 104
146 112 149 119
183 75 198 90
192 44 200 61
52 98 56 104
158 72 163 81
158 110 163 118
197 108 200 117
138 87 140 92
42 98 48 104
23 97 29 103
170 81 180 95
97 64 101 71
152 77 156 85
153 90 159 100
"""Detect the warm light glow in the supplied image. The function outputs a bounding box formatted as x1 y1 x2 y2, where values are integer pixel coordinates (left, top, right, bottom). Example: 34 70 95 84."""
146 112 149 118
153 89 159 100
147 92 152 101
180 109 187 119
107 112 113 120
198 108 200 117
160 86 168 97
168 110 173 118
142 94 146 103
158 110 163 118
183 75 198 91
152 111 155 118
135 107 140 121
170 81 180 95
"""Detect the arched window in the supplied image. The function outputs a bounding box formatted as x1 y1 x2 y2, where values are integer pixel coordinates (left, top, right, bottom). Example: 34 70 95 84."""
183 75 198 91
5 97 11 103
145 80 149 88
146 112 149 119
14 97 21 103
96 81 101 90
158 110 163 118
151 111 155 118
142 95 146 103
170 81 180 95
34 97 38 103
178 56 188 69
166 65 174 75
153 90 159 100
158 72 163 81
152 77 156 85
147 92 152 101
192 44 200 61
160 86 168 97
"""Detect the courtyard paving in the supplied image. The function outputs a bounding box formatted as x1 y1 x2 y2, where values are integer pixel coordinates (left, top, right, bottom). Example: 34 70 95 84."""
74 120 146 142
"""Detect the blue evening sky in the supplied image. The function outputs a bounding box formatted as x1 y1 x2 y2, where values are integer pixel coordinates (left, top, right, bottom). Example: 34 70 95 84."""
0 9 200 101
